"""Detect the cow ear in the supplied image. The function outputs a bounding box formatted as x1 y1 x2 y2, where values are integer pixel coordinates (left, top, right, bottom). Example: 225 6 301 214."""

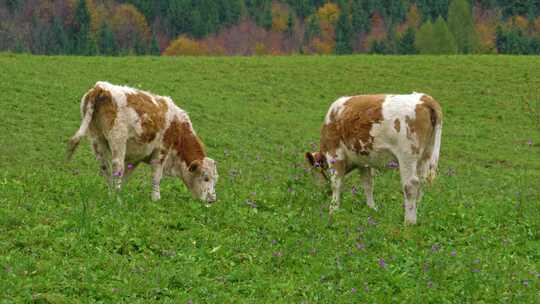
305 152 316 167
188 160 202 173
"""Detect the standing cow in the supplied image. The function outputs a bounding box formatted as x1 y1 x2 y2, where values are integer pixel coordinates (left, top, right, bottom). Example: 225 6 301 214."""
306 93 442 225
67 81 218 203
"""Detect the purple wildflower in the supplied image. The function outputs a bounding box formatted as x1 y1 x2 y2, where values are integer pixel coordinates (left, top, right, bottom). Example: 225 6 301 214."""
329 158 337 164
431 243 440 253
378 258 386 268
450 250 457 257
387 160 399 169
287 187 293 193
245 200 257 209
351 186 358 196
523 280 530 287
127 163 134 170
271 239 277 245
112 170 123 177
351 287 357 294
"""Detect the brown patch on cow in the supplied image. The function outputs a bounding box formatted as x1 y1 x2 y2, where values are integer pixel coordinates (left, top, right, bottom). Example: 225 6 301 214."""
126 92 168 143
405 95 443 157
394 119 401 133
321 95 385 156
163 118 206 165
86 87 117 132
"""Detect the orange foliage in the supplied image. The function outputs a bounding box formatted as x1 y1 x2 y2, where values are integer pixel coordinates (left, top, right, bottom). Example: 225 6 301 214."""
534 16 540 35
474 8 501 53
111 4 151 48
509 15 528 31
254 42 268 55
369 12 387 41
310 37 334 54
405 4 421 29
163 36 209 56
317 2 340 24
271 1 289 32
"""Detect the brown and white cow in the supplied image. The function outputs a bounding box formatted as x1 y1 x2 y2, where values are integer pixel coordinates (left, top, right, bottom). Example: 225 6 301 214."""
67 81 218 202
306 93 442 225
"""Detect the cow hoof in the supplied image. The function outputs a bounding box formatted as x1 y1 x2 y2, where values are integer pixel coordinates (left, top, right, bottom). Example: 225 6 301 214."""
151 193 161 201
404 218 417 225
367 203 378 211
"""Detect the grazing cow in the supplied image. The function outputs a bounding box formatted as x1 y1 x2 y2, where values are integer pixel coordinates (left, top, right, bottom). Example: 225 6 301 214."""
306 93 442 225
67 81 218 203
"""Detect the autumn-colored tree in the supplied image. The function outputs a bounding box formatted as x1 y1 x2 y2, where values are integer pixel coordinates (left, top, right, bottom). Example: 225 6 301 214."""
405 4 422 29
475 8 501 53
271 1 289 32
317 2 340 25
311 37 334 54
110 4 150 53
163 35 208 56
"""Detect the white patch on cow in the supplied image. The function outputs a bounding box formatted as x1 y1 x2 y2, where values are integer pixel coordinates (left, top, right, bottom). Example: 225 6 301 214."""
381 93 423 122
325 96 351 125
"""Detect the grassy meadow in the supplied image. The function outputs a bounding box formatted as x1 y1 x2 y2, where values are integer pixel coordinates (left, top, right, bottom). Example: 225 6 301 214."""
1 53 540 303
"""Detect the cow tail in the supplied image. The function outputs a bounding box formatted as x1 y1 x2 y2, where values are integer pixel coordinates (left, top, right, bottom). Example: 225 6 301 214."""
66 88 99 161
426 99 443 183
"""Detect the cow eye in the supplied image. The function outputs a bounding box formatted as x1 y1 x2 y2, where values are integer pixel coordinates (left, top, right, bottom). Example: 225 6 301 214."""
204 176 210 182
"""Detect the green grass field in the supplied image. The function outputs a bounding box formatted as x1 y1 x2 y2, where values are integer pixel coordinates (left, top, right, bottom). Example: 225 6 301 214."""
1 53 540 303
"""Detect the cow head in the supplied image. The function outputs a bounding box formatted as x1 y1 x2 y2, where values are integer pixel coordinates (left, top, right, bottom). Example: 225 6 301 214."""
305 151 329 183
180 157 218 203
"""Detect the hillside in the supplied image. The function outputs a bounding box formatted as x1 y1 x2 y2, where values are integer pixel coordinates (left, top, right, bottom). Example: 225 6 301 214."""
0 54 540 302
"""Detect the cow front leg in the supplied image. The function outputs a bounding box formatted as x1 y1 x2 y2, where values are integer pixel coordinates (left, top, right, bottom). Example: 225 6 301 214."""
150 159 163 201
399 158 420 225
361 167 377 210
329 160 345 215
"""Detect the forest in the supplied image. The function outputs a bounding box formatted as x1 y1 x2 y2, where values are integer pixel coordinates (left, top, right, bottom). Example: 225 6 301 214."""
1 0 540 56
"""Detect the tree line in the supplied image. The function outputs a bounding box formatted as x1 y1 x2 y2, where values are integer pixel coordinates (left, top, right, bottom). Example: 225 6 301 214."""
1 0 539 56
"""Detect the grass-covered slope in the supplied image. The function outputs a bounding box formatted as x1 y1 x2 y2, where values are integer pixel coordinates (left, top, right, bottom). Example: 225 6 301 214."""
1 54 539 302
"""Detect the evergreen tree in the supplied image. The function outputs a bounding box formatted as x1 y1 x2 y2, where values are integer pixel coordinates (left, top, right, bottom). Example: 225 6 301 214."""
432 16 457 54
335 6 352 54
50 16 70 54
98 22 118 56
415 20 434 54
150 32 160 55
448 0 478 53
134 32 148 55
286 13 295 38
73 0 92 55
351 0 370 34
304 14 321 43
369 40 386 54
398 27 417 54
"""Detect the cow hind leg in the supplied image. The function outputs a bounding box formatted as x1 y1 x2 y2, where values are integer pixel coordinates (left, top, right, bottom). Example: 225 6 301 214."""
91 138 112 186
360 167 377 210
398 157 421 225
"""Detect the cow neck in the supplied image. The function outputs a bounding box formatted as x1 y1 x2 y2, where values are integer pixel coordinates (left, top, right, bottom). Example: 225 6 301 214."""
176 121 206 166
